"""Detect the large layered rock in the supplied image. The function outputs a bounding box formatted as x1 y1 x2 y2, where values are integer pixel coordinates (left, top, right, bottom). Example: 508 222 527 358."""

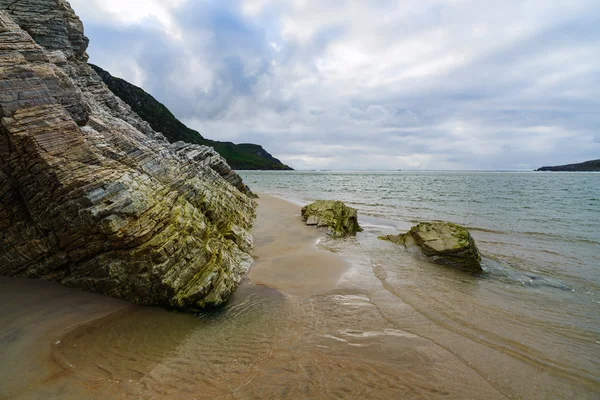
0 1 257 310
301 200 363 237
172 141 256 198
380 222 482 272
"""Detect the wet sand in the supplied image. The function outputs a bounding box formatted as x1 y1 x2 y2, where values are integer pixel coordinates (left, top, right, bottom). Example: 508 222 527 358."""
0 194 598 399
249 193 349 295
0 278 132 399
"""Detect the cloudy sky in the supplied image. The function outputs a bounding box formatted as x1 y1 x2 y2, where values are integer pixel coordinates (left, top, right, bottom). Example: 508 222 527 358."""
71 0 599 170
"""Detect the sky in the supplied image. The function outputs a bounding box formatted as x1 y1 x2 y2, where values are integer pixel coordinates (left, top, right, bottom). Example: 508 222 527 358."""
70 0 600 170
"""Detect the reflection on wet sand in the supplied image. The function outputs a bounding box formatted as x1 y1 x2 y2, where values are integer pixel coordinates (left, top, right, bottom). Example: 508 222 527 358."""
0 194 598 399
0 277 130 400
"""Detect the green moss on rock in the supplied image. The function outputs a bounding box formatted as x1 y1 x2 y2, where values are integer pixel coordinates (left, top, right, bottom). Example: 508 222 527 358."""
301 200 363 237
0 6 257 312
380 221 482 272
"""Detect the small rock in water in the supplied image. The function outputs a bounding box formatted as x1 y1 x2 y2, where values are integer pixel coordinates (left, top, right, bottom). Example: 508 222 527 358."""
301 200 363 237
380 221 482 272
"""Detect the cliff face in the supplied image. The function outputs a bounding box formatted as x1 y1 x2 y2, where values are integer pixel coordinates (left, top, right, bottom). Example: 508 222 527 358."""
536 159 600 172
89 64 293 171
0 1 257 310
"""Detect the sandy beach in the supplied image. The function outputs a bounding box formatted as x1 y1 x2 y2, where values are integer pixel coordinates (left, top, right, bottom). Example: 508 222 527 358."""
249 194 349 295
0 194 598 399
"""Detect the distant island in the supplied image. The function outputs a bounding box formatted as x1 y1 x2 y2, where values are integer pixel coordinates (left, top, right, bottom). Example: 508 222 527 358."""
536 159 600 172
90 64 293 171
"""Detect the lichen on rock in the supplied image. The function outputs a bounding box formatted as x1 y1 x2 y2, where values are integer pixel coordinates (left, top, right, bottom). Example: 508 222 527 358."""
0 1 257 311
301 200 363 237
380 222 482 272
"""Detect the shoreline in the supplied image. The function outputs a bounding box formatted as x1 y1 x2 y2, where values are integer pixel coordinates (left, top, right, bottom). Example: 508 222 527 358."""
249 193 350 296
0 192 598 399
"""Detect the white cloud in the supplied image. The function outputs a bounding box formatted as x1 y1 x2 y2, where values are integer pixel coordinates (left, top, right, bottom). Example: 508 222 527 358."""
71 0 187 36
77 0 600 170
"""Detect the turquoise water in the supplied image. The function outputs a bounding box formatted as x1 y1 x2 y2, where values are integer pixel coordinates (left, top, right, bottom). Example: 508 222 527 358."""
240 171 600 289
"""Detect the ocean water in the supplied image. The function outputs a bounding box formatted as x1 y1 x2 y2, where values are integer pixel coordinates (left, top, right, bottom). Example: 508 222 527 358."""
240 170 600 290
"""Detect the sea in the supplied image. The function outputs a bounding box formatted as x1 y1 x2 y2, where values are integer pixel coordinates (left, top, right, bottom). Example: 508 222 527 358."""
239 170 600 290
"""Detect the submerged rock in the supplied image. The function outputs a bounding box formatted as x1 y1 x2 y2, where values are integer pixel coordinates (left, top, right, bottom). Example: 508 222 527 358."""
301 200 363 237
380 222 482 272
0 2 257 311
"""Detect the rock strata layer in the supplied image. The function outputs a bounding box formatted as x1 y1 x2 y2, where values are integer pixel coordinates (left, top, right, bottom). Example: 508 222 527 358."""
172 141 256 198
0 1 256 310
380 222 482 272
301 200 362 237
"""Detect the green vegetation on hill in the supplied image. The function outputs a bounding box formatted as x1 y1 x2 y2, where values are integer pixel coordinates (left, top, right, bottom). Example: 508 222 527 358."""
536 159 600 172
90 64 292 170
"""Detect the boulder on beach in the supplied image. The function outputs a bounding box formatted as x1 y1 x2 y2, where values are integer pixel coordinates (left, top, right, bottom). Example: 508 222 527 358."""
0 2 257 311
380 222 482 272
301 200 363 237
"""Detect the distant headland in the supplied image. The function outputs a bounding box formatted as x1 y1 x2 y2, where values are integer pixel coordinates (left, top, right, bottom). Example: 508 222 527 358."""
535 159 600 172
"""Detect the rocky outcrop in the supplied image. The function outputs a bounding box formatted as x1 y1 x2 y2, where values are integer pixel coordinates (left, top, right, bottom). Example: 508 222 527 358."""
172 142 256 198
380 222 482 272
89 63 294 171
0 1 257 310
301 200 362 237
536 159 600 172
